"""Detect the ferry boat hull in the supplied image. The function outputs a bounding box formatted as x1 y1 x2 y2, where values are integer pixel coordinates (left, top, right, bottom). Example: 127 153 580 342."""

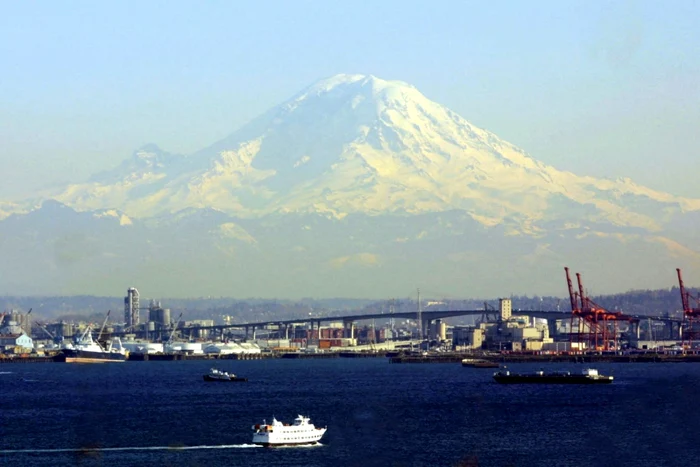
254 441 323 447
55 349 127 363
252 433 325 447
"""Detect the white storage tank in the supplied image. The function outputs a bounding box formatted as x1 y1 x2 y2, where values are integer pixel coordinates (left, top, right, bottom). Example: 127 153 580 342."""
179 342 203 354
122 342 147 354
144 343 164 354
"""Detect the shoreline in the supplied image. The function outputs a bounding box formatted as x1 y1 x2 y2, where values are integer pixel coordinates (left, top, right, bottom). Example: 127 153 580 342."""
3 350 700 364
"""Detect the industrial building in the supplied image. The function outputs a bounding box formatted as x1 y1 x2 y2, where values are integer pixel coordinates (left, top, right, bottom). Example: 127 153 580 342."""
124 287 140 330
0 320 34 353
452 298 553 351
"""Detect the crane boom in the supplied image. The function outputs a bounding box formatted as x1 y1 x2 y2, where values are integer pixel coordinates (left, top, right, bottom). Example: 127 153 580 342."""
36 321 55 340
97 310 111 342
168 313 183 343
576 273 587 312
564 267 578 312
677 268 691 313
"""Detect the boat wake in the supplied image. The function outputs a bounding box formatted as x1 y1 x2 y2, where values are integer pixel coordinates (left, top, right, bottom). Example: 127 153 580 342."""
0 371 13 375
0 444 262 454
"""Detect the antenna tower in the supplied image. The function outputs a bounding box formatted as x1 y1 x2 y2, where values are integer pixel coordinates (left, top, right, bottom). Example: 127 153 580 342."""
417 288 422 340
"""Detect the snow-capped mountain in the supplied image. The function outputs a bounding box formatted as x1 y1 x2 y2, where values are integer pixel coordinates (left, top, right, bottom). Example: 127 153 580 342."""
45 74 700 232
1 74 699 298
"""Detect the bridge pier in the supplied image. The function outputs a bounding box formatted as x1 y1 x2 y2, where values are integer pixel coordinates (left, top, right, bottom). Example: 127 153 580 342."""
307 320 320 345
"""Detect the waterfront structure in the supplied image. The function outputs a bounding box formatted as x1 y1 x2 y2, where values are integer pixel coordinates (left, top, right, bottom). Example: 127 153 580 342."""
452 313 552 351
438 319 447 340
124 287 140 330
0 320 34 352
452 326 485 350
147 302 171 327
46 321 73 339
1 310 32 336
499 298 512 321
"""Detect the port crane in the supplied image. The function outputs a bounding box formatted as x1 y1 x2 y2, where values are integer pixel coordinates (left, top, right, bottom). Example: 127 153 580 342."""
32 319 64 345
676 268 700 349
565 267 634 352
482 302 500 323
35 322 56 341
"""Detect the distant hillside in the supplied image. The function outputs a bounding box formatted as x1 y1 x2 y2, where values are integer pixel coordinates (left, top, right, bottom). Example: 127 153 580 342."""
2 288 695 325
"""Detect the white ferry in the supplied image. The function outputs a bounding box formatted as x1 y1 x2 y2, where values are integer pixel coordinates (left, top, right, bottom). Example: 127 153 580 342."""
252 415 326 447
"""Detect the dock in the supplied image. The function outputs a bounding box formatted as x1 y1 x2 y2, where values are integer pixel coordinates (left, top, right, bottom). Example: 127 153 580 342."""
280 352 339 359
127 352 273 361
0 356 56 364
389 352 700 364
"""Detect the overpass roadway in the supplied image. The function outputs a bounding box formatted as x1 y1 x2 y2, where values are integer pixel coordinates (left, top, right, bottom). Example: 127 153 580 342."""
179 310 682 335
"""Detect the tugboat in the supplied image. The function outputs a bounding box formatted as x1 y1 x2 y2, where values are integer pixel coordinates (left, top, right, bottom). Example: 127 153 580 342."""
252 415 326 447
203 367 248 382
493 368 614 384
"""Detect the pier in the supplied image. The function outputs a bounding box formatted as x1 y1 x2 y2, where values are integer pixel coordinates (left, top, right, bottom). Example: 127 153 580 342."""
388 352 700 364
127 352 274 361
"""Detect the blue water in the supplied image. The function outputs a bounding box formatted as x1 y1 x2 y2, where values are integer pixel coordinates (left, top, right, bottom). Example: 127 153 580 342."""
1 359 699 466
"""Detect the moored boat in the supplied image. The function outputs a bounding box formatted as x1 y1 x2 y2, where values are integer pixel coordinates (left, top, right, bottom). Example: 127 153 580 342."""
56 326 127 363
493 368 614 384
461 358 499 368
252 415 326 447
203 367 247 382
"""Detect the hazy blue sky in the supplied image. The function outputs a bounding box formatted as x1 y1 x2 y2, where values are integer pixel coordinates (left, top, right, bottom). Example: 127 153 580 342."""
1 0 698 199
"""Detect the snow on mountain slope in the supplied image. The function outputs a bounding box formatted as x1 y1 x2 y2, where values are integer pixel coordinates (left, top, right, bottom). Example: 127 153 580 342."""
0 201 29 221
46 74 700 235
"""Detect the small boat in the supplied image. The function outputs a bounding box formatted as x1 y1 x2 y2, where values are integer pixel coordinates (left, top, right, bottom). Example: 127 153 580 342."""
461 358 499 368
493 368 613 384
252 415 326 447
203 368 247 382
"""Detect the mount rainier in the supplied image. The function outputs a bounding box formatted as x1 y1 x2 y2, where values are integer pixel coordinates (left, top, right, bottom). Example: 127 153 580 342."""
1 74 698 298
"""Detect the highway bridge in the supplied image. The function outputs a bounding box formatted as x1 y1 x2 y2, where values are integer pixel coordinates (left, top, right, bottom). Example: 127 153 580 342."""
166 309 682 341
